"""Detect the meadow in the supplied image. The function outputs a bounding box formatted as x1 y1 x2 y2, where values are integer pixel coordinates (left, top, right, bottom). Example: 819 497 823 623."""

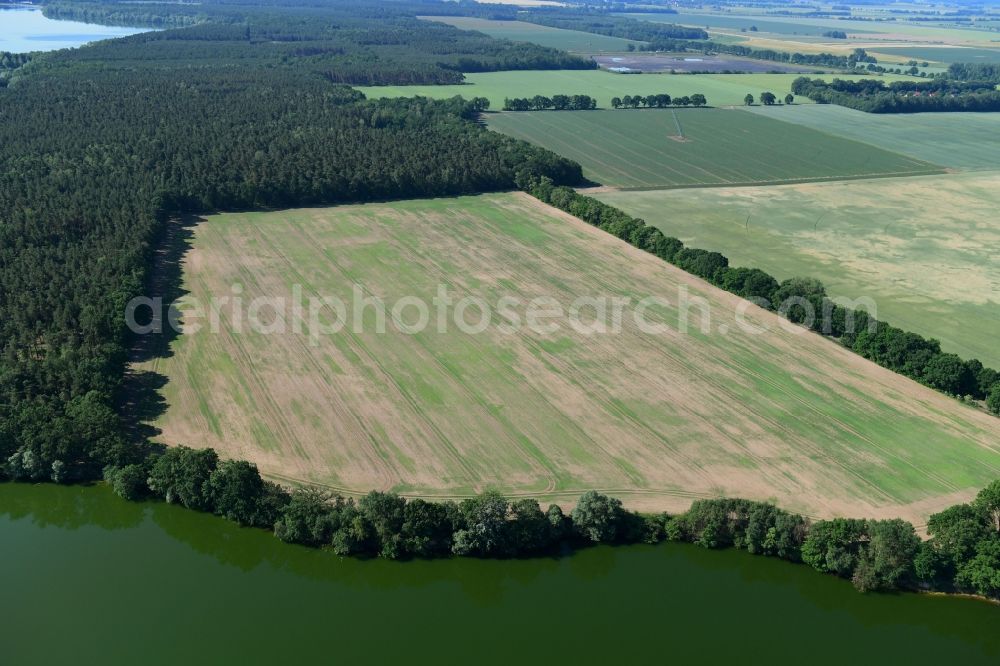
355 69 922 110
747 104 1000 170
868 45 1000 64
597 172 1000 368
136 193 1000 523
486 108 941 188
628 11 1000 46
420 16 641 52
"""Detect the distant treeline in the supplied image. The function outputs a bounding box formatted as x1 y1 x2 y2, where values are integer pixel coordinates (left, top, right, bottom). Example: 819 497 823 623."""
33 2 597 84
822 30 848 38
947 62 1000 82
93 448 1000 598
521 10 708 43
610 93 707 107
519 176 1000 412
640 41 877 70
792 77 1000 113
503 94 596 111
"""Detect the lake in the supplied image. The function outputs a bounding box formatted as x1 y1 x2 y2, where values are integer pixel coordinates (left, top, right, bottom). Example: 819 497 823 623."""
1 482 998 665
0 5 149 53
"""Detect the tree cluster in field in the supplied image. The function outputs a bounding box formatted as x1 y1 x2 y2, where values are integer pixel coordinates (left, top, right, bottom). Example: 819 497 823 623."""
519 176 1000 414
745 91 794 105
0 3 586 486
822 30 848 39
792 76 1000 113
946 62 1000 82
503 94 596 111
520 9 708 42
96 447 1000 598
610 93 706 108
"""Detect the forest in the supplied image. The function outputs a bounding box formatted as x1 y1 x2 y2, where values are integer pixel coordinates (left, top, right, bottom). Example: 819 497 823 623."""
0 2 583 487
519 176 1000 412
791 77 1000 113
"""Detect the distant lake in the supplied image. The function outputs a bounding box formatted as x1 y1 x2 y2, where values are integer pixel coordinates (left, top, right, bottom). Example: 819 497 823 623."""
0 5 150 53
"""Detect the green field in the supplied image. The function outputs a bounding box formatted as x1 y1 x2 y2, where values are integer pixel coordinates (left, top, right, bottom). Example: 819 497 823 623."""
869 46 1000 64
355 69 922 110
621 12 880 36
746 104 1000 171
597 172 1000 367
137 192 1000 522
486 108 941 188
421 16 642 52
626 11 1000 46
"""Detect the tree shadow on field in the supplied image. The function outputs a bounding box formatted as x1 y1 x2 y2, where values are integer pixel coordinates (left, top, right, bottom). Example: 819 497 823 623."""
116 216 203 449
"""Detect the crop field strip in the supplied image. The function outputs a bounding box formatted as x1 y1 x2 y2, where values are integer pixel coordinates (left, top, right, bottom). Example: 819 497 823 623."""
597 171 1000 368
419 16 643 53
138 193 1000 523
746 104 1000 171
353 70 924 112
486 108 943 189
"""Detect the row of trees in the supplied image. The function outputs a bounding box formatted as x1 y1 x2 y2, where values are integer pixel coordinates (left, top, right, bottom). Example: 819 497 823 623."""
610 93 707 108
101 448 659 558
502 94 596 111
94 448 1000 598
519 176 1000 412
521 9 708 43
791 76 1000 113
745 92 795 105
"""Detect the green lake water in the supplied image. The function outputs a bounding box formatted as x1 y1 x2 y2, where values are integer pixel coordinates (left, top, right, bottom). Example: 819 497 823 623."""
2 482 998 665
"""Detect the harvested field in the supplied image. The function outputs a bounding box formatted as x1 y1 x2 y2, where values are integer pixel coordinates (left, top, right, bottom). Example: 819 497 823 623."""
135 193 1000 524
486 108 942 188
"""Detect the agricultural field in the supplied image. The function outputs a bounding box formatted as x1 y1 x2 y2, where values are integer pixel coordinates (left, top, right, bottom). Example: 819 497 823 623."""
136 193 1000 523
420 16 641 52
354 69 922 110
593 53 818 74
746 104 1000 170
628 11 1000 46
486 108 941 188
868 45 1000 64
620 12 882 37
597 172 1000 368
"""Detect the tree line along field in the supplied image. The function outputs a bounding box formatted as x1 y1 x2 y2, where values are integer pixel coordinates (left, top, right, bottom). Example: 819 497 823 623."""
596 172 1000 368
747 104 1000 171
353 70 923 111
421 16 643 53
486 108 942 189
135 192 1000 524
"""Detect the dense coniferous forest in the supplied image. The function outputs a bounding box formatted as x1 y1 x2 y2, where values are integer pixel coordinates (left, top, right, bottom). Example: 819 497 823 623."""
0 1 583 485
792 76 1000 112
519 176 1000 411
